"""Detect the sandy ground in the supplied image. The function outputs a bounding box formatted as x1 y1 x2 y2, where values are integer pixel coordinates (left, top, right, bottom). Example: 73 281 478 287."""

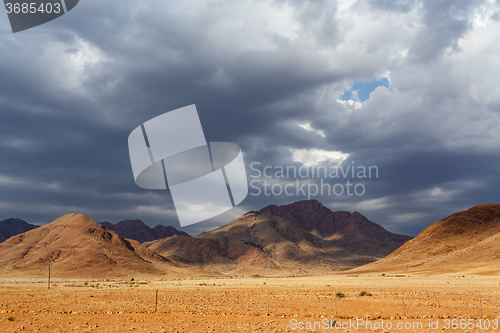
1 274 500 332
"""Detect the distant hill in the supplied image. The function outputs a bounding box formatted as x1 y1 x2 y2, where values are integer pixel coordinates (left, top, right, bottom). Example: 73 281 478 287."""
0 214 199 279
350 203 500 275
0 218 38 243
101 219 189 243
146 200 412 275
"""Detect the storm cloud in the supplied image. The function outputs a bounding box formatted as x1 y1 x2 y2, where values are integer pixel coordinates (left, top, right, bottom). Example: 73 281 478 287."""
0 0 499 236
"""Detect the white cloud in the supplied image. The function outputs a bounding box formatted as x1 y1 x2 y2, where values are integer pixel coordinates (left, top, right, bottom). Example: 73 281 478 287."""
336 99 362 110
391 213 427 223
352 197 390 211
290 148 349 167
299 122 326 137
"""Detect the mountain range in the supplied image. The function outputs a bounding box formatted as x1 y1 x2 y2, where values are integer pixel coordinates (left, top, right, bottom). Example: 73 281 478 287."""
0 200 412 277
2 200 498 278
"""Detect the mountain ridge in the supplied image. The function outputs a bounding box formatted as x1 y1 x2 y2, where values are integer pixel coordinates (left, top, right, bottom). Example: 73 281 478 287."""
101 219 189 243
0 218 39 243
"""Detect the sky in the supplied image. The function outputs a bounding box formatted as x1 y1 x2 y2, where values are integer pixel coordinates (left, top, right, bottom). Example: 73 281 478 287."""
0 0 499 237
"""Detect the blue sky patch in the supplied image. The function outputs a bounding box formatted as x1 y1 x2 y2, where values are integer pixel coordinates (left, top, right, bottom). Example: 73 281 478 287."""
340 77 389 102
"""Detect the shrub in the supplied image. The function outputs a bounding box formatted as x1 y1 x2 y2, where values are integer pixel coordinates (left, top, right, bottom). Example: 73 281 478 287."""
7 316 14 322
335 291 346 298
359 291 372 297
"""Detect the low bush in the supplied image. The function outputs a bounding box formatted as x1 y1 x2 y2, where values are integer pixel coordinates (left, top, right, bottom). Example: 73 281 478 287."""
335 291 346 298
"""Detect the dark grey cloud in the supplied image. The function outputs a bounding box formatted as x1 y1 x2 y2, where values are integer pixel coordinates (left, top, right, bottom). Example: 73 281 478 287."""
0 0 499 237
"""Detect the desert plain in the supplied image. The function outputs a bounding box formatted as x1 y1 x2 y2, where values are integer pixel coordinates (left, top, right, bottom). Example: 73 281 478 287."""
1 274 499 333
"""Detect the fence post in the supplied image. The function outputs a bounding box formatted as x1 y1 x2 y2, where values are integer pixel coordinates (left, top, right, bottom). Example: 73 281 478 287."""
268 291 270 316
479 291 483 318
402 292 406 316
